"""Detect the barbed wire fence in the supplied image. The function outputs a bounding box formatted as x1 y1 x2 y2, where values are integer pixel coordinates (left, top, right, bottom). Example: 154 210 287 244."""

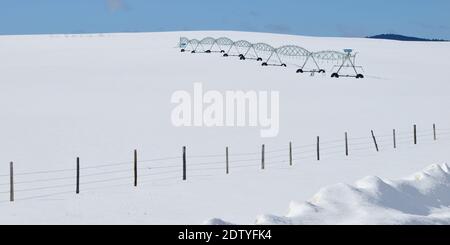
1 124 450 204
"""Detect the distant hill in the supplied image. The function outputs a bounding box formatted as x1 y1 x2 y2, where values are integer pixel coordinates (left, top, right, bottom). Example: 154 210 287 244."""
367 34 447 42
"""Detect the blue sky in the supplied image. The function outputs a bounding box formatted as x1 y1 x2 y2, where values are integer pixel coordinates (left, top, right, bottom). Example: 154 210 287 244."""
1 0 449 38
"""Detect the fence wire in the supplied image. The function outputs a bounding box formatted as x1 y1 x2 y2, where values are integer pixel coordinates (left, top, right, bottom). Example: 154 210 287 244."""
1 126 449 203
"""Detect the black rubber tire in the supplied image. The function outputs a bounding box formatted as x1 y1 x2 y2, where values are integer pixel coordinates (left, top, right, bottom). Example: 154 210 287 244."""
331 73 339 78
296 69 304 73
205 50 211 53
281 64 287 67
191 51 196 54
220 50 225 53
223 53 229 57
262 62 268 66
181 49 185 52
240 56 246 60
356 74 364 79
319 69 325 73
257 58 263 61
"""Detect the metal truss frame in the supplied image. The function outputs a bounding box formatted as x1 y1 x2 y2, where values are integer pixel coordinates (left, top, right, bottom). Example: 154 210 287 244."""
187 37 216 53
179 37 191 52
215 37 234 54
178 37 365 78
180 39 201 53
290 49 343 74
223 40 252 58
313 50 346 61
241 43 275 62
330 50 364 78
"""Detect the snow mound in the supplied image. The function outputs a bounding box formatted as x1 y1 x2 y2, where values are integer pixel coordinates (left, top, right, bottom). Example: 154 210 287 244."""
206 163 450 225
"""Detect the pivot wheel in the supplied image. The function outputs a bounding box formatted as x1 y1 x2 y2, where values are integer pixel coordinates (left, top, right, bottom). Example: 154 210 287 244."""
331 73 339 78
240 56 246 60
223 53 229 57
191 50 196 54
281 64 287 67
319 69 325 73
205 50 211 53
220 50 225 53
181 49 185 52
261 62 268 66
296 69 304 73
356 74 364 79
257 57 263 61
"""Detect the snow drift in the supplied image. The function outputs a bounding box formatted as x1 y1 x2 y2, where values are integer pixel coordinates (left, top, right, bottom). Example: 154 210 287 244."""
207 163 450 225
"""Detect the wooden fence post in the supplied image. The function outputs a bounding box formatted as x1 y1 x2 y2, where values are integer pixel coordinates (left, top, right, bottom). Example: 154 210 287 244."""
289 142 293 166
345 132 348 156
371 130 379 152
226 146 229 174
76 157 80 194
261 144 265 170
393 129 397 149
433 124 437 141
317 136 320 161
10 162 14 202
183 146 187 180
413 124 417 145
134 150 137 187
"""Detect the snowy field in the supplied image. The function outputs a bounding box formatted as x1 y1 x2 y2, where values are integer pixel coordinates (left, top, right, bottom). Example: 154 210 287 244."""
0 31 450 224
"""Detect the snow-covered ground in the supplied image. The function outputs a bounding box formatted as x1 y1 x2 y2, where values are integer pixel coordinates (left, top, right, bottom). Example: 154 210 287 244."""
0 31 449 224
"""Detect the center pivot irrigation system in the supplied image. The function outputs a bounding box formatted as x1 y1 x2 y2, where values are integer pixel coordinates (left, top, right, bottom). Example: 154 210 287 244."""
179 37 365 78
